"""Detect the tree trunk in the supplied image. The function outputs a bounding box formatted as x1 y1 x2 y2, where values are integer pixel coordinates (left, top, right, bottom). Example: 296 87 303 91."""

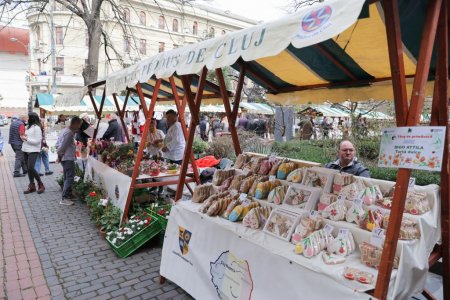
83 18 102 86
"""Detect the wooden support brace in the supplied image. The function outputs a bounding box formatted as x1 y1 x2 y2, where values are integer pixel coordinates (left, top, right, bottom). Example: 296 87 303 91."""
169 76 201 185
375 0 443 299
112 93 130 143
215 68 242 156
122 80 161 223
231 64 246 125
175 68 207 201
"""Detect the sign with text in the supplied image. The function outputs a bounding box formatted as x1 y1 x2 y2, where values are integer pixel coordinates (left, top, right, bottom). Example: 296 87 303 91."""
378 126 446 171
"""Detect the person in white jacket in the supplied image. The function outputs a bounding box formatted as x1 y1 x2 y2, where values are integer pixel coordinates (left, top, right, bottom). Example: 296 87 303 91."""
21 112 45 194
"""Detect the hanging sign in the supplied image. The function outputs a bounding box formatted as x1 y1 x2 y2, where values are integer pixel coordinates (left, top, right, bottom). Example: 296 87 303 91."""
378 126 446 171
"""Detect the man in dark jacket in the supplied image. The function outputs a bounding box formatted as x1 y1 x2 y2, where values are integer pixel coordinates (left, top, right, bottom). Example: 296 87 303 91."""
102 114 123 142
9 113 28 177
325 140 370 177
76 113 91 146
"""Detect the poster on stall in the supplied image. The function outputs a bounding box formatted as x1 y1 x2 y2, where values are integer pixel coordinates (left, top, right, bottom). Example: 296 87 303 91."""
46 134 59 163
378 126 446 171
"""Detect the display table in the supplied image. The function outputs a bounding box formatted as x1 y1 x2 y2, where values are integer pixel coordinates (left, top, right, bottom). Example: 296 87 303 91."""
160 177 440 300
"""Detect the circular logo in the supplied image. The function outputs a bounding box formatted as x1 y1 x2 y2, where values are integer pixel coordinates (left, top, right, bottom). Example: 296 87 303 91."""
302 6 332 32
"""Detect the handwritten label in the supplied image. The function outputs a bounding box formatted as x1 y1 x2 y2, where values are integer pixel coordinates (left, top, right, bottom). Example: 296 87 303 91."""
230 189 238 196
269 155 277 163
309 210 319 219
370 227 385 248
408 177 416 191
239 193 248 201
323 224 334 235
338 228 350 238
269 175 276 182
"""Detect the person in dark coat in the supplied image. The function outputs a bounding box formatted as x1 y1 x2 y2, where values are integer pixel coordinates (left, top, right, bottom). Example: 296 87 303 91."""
325 140 370 177
76 113 91 146
9 113 28 177
102 114 123 142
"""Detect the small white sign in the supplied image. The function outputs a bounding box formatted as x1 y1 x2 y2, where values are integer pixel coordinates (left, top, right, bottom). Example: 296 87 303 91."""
323 224 334 235
370 227 385 249
378 126 446 171
408 177 416 191
268 155 277 163
309 210 319 219
338 228 349 237
239 193 248 201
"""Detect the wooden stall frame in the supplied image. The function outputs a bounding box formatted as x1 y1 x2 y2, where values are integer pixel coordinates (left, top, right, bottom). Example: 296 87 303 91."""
172 1 450 299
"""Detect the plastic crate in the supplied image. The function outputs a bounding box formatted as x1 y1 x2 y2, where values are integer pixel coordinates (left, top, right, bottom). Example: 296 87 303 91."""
146 205 171 230
106 219 162 258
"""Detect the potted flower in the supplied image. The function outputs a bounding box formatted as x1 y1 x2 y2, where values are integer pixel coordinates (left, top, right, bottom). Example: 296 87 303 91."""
99 204 121 239
150 161 160 176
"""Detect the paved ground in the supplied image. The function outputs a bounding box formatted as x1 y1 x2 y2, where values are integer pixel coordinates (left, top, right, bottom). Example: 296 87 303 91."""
1 127 192 300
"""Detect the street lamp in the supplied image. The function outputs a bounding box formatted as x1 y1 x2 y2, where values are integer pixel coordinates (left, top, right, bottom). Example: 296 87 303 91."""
10 37 33 112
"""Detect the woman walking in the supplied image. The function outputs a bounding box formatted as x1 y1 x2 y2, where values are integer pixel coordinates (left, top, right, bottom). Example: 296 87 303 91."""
21 112 45 194
35 118 53 176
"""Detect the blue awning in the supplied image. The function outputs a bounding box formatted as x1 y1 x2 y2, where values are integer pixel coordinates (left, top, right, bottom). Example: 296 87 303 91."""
35 93 54 107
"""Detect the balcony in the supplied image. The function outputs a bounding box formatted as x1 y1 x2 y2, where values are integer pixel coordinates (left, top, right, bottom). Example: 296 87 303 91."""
29 74 84 88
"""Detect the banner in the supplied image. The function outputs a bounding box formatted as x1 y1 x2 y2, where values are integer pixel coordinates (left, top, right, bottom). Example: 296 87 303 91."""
84 157 132 221
105 0 366 94
378 126 446 171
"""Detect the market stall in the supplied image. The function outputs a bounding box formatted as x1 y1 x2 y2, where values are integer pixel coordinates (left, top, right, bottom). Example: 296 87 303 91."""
97 0 449 299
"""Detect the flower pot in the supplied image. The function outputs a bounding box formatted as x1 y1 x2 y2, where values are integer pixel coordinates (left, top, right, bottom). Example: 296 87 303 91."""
99 228 107 240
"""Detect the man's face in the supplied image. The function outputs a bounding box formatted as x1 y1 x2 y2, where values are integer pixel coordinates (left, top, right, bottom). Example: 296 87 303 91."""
166 113 177 126
150 120 156 130
20 115 28 122
338 141 356 165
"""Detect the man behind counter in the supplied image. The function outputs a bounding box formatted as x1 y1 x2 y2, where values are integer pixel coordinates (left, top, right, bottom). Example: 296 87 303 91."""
325 140 370 177
160 110 185 165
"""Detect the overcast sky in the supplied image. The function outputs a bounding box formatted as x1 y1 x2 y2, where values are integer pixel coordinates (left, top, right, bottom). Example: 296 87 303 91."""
204 0 290 22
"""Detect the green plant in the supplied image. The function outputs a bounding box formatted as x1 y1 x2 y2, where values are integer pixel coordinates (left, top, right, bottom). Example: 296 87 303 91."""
56 175 64 188
73 180 96 201
100 204 121 232
193 138 209 154
90 198 109 227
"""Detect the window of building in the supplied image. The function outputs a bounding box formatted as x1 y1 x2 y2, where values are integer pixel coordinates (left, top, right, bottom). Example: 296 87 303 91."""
56 57 64 74
193 21 198 35
139 11 146 26
123 7 130 23
55 26 63 45
221 30 226 35
140 39 146 55
124 37 130 53
158 42 165 53
210 27 215 37
172 19 178 32
158 16 165 29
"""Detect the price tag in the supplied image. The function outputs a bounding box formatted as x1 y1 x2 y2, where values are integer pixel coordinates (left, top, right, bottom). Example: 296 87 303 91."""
323 224 334 235
268 154 276 163
74 176 80 183
408 177 416 191
338 228 350 237
242 198 251 206
309 210 319 219
336 193 345 203
269 175 276 182
370 227 385 248
239 193 248 201
230 189 238 196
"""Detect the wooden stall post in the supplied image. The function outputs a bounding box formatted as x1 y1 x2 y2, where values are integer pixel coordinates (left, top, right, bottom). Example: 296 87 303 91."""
112 93 130 143
375 0 443 299
215 68 242 155
175 68 207 201
122 80 161 222
231 65 246 128
168 76 200 185
435 1 450 297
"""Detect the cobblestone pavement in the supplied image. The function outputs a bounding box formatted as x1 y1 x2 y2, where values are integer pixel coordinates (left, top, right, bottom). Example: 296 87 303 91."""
1 128 192 300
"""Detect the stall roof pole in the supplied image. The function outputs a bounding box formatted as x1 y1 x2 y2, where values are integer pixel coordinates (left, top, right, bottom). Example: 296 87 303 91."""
215 68 242 155
112 93 130 143
231 64 246 125
122 80 162 222
435 1 450 297
136 83 148 117
175 68 207 201
122 89 130 117
169 76 200 185
375 0 443 299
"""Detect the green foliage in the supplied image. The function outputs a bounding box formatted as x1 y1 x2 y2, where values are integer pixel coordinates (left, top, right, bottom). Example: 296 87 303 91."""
73 180 96 201
193 138 209 154
56 175 64 188
100 204 122 232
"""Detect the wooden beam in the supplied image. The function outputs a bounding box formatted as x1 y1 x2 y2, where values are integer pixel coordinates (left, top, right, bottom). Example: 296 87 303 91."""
112 93 130 143
122 81 161 223
435 1 450 298
237 58 279 93
135 83 148 117
313 44 358 81
384 0 409 126
87 79 106 89
215 68 242 155
375 1 443 299
231 64 246 125
169 76 201 185
122 89 130 116
175 68 207 201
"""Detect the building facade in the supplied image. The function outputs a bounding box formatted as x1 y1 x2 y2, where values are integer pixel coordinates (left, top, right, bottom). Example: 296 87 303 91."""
26 0 256 96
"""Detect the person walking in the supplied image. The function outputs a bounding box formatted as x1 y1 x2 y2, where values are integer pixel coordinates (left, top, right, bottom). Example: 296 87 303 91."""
35 118 53 176
56 117 82 205
21 112 45 194
9 113 28 177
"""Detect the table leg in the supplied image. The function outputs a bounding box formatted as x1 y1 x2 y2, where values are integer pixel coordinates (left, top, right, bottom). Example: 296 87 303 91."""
159 275 166 284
